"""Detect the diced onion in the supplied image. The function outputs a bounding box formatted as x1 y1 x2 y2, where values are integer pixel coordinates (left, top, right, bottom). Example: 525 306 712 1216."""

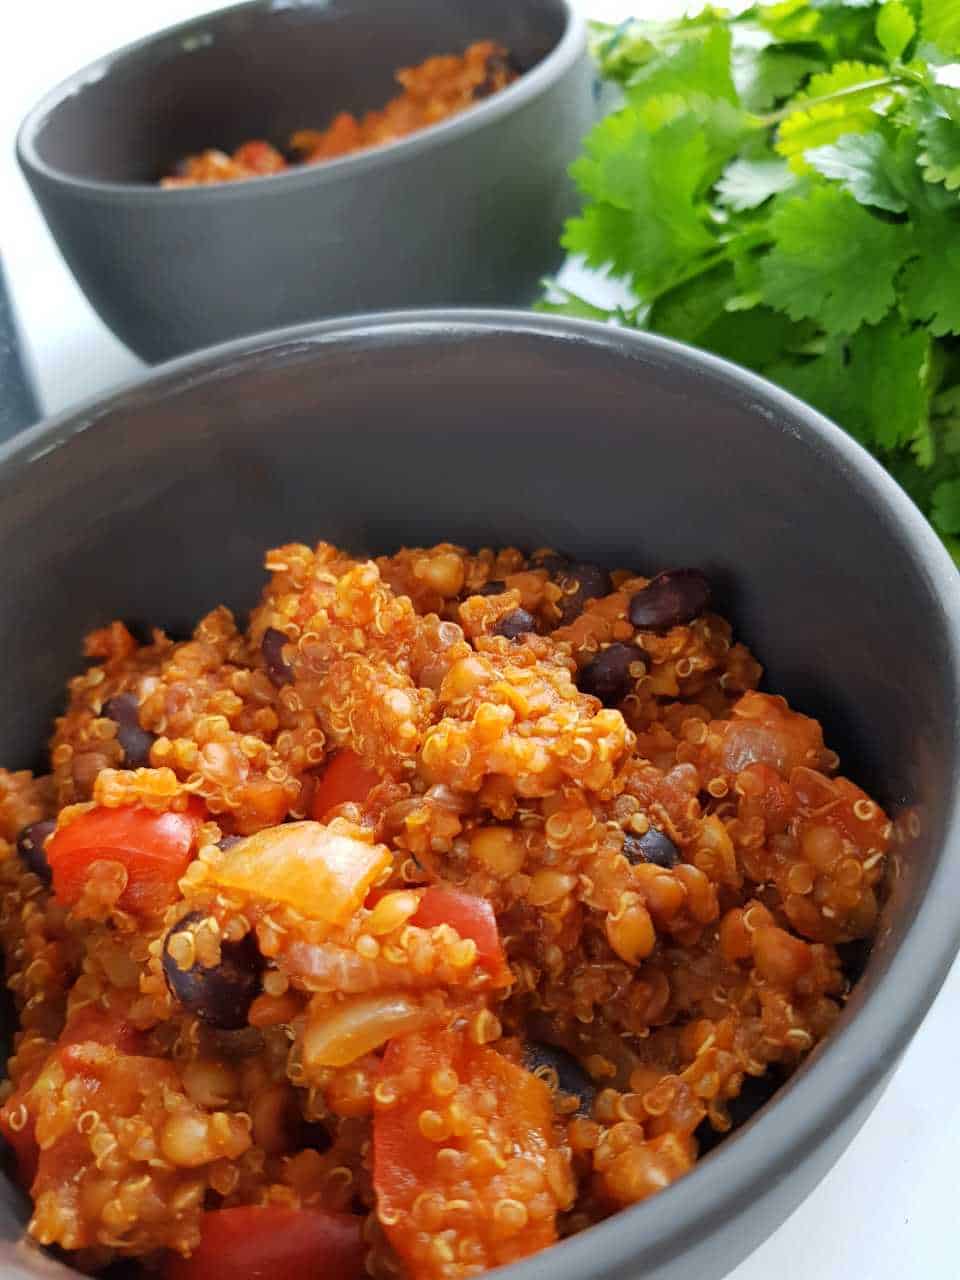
303 993 432 1068
212 821 391 927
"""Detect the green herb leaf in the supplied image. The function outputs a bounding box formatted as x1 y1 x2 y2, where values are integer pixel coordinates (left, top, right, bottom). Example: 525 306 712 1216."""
732 42 824 112
564 101 718 296
931 478 960 532
806 131 910 210
774 62 898 165
769 316 931 453
716 153 797 209
627 23 738 105
535 287 623 323
759 185 913 332
549 0 960 559
918 110 960 188
900 215 960 334
922 0 960 57
877 2 917 61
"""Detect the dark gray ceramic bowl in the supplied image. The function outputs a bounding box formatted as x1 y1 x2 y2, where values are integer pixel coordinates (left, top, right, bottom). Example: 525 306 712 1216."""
1 311 959 1280
16 0 591 363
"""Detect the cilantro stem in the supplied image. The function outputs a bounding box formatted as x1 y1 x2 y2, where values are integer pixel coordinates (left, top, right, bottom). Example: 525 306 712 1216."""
647 228 772 306
758 76 900 126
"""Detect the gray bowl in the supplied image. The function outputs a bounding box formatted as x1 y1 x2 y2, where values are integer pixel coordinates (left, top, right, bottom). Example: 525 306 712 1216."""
15 0 591 363
1 311 959 1280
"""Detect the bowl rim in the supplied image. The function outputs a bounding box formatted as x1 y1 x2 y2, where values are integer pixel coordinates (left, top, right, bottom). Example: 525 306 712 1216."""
15 0 586 200
4 308 960 1280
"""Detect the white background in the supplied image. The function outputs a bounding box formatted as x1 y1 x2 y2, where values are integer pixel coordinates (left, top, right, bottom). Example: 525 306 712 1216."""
2 2 959 1276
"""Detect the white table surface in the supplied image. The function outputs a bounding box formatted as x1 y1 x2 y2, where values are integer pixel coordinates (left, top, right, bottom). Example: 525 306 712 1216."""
3 2 959 1276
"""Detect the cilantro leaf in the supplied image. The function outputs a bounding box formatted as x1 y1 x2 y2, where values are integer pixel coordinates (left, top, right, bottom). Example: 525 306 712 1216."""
591 13 729 85
547 0 960 560
716 152 797 209
933 386 960 452
806 131 909 210
918 110 960 188
648 263 737 343
775 62 899 166
877 1 917 61
536 288 623 323
931 478 960 533
900 215 960 334
627 24 738 106
768 316 931 454
776 98 879 162
702 305 818 372
733 43 824 111
759 186 913 333
801 61 893 100
759 1 824 44
922 0 960 57
649 261 817 373
564 102 717 296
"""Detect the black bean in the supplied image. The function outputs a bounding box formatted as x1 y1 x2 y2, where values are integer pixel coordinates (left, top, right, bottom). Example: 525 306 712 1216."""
303 1121 333 1154
103 692 156 769
628 569 710 632
556 562 613 624
836 938 873 986
530 549 571 577
494 608 538 641
478 580 507 596
523 1042 596 1116
16 819 56 883
623 826 680 869
217 835 244 852
578 643 644 706
261 627 293 687
162 911 264 1030
695 1067 786 1157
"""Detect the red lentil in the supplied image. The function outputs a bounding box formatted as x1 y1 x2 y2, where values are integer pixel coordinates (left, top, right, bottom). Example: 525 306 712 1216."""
0 540 888 1279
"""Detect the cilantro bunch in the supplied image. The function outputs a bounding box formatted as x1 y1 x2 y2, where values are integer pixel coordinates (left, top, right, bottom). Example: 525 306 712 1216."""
541 0 960 561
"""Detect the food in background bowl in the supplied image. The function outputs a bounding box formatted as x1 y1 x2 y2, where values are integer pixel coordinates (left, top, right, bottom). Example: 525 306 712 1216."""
16 0 591 360
163 42 519 185
0 537 888 1279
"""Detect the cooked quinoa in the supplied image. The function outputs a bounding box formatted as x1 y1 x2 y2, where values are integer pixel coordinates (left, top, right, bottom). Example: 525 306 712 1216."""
0 541 889 1279
161 42 518 187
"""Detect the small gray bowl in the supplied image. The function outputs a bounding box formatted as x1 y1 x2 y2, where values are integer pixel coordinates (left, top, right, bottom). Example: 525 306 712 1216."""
16 0 591 362
0 310 958 1280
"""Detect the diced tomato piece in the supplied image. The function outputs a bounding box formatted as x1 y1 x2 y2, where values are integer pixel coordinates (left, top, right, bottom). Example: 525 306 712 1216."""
374 1028 565 1277
46 800 205 916
164 1206 365 1280
0 999 149 1189
412 886 511 986
59 1003 146 1055
311 750 380 820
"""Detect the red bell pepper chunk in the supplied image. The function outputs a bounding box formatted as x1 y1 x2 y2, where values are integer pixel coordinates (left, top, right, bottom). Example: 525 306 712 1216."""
0 1000 145 1190
46 800 205 916
412 885 511 986
310 750 380 820
164 1206 365 1280
374 1029 561 1278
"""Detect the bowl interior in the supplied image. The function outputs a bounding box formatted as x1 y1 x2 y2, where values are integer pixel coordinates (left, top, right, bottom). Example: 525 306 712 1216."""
26 0 570 184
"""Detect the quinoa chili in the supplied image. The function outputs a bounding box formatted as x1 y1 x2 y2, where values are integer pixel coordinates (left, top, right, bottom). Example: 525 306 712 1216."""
162 42 519 187
0 541 889 1279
